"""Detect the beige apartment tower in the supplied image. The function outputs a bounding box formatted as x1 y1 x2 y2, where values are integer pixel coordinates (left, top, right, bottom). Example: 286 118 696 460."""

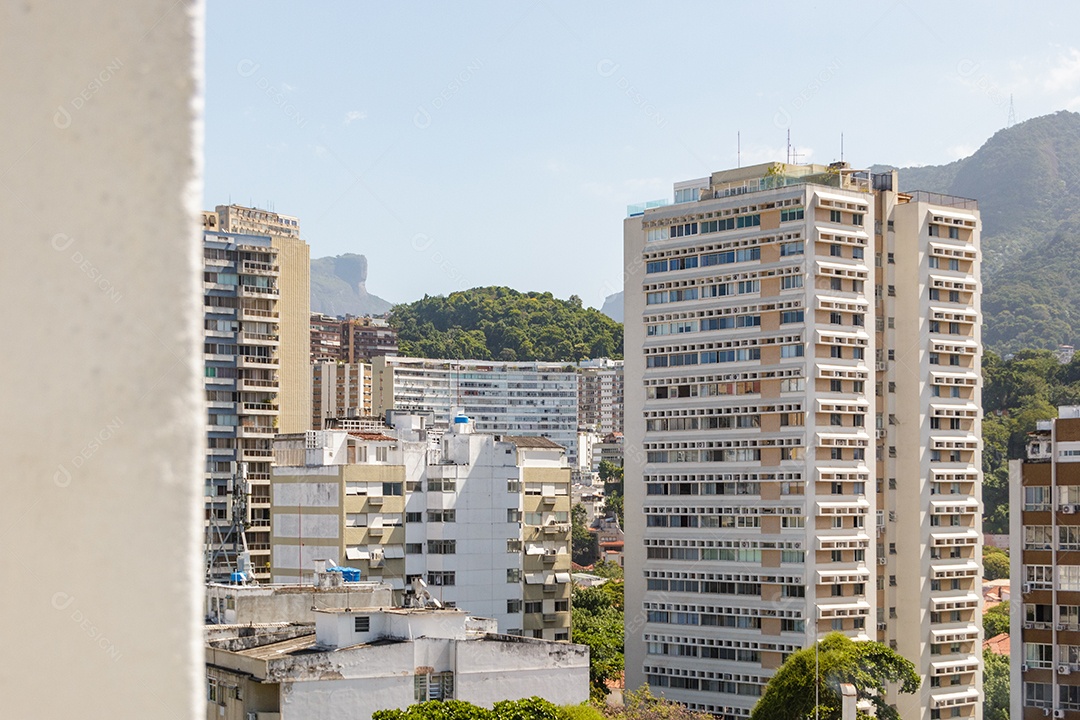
217 205 311 434
623 163 982 719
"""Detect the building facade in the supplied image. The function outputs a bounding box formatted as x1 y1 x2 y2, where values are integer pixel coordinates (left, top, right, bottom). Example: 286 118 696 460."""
311 361 372 430
310 312 343 362
216 204 311 434
1011 408 1080 720
269 418 573 640
371 356 579 464
623 162 982 718
203 230 281 581
205 607 590 720
578 358 625 435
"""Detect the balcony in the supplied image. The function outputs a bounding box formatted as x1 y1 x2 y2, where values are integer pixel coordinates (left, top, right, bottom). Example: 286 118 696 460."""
239 331 280 347
237 378 278 392
241 402 278 415
237 425 276 438
242 260 280 276
239 285 279 298
240 306 279 321
237 355 279 368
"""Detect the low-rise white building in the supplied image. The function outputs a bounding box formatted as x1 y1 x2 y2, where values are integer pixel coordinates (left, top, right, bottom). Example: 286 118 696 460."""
205 607 590 720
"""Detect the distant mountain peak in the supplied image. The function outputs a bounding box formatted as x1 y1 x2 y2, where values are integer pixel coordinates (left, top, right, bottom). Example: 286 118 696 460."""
311 253 393 317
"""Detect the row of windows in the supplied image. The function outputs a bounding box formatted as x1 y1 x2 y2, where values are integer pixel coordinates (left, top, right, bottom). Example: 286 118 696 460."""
646 348 762 368
646 448 762 464
646 415 760 432
647 314 762 336
646 674 763 696
647 514 762 529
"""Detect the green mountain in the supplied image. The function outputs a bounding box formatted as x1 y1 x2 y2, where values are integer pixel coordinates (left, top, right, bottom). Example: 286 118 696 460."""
875 110 1080 353
310 253 393 317
389 286 623 362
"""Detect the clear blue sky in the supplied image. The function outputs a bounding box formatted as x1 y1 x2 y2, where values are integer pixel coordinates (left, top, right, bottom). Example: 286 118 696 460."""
206 1 1080 309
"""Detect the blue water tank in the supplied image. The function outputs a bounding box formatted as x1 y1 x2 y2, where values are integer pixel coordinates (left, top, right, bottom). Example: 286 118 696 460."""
229 571 246 585
453 414 469 424
339 567 361 582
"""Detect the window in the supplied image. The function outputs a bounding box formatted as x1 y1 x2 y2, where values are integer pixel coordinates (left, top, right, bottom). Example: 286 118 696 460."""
852 213 864 226
427 510 456 523
780 310 804 324
354 615 370 632
405 543 423 554
830 244 843 257
345 513 366 527
781 207 804 222
427 540 456 554
405 512 422 523
507 599 522 613
949 226 959 239
507 539 522 552
780 241 804 256
427 571 456 586
382 482 402 496
507 509 521 522
415 672 454 702
830 210 842 223
524 600 542 614
507 568 522 583
780 344 804 358
781 275 803 289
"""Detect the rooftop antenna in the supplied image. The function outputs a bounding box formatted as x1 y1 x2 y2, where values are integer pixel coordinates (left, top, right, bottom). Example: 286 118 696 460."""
786 129 791 164
1007 94 1017 128
841 133 844 163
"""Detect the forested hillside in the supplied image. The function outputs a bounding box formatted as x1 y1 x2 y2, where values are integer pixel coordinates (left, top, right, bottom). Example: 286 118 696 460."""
982 349 1080 532
877 110 1080 353
389 286 623 362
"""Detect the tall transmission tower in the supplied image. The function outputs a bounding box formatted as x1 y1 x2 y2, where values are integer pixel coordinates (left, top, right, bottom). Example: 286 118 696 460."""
1007 94 1017 128
205 461 251 582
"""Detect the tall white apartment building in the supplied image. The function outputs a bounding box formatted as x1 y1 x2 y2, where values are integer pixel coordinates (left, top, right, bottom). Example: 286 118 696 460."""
270 416 573 640
623 163 982 719
578 358 625 435
371 356 579 463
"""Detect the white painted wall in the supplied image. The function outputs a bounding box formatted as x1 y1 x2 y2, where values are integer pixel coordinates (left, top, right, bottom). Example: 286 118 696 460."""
0 2 203 718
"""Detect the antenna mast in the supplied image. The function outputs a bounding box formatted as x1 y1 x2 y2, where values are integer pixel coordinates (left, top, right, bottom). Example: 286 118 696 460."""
1007 95 1017 128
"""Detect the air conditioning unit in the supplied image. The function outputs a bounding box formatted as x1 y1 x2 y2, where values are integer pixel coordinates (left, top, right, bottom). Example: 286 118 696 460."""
1022 663 1030 672
1063 505 1075 515
1024 583 1033 594
248 713 258 720
1025 622 1035 630
1055 710 1066 718
876 362 887 372
878 557 887 565
1060 624 1069 632
1060 665 1072 676
1037 622 1049 630
368 495 384 505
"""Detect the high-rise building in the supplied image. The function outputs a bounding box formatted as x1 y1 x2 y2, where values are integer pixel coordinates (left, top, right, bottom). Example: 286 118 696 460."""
577 358 625 435
216 205 311 434
203 229 280 581
1011 407 1080 719
269 416 573 639
311 360 371 430
371 356 579 464
342 315 399 363
310 312 343 362
623 162 982 719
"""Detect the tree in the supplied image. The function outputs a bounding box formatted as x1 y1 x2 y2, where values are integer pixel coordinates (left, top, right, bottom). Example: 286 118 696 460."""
373 698 593 720
751 633 919 720
600 687 712 719
571 583 624 698
984 546 1009 580
983 601 1011 639
591 560 624 580
983 652 1010 720
572 504 598 566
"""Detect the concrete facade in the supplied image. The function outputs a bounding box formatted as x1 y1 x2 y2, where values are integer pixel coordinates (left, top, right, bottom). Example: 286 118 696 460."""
623 163 982 719
204 608 590 719
216 205 311 434
1011 408 1080 720
269 418 574 640
311 360 371 430
371 355 580 464
2 2 204 718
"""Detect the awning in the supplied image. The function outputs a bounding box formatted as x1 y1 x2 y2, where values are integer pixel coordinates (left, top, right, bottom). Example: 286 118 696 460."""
930 561 980 576
386 577 405 590
929 305 978 319
526 544 546 556
383 546 405 559
817 569 870 582
930 625 979 640
930 593 981 610
930 688 980 708
525 573 546 585
345 547 369 560
813 190 870 210
930 498 979 510
555 572 572 584
931 529 979 542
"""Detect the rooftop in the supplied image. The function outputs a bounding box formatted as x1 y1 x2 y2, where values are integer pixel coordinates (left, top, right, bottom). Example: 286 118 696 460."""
503 435 565 450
